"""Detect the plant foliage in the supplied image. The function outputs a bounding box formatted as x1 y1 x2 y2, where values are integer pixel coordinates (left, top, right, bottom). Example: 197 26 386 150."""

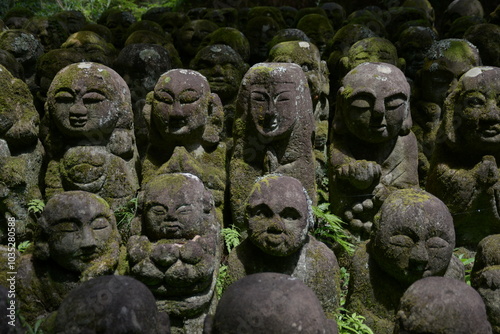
27 199 45 214
114 197 138 229
221 225 241 253
312 203 354 256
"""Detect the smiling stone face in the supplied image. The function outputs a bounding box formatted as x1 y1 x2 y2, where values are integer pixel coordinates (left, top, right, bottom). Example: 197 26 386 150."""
41 191 119 273
246 175 311 257
339 62 410 144
47 62 130 139
151 69 210 142
142 173 211 241
449 67 500 152
371 188 455 285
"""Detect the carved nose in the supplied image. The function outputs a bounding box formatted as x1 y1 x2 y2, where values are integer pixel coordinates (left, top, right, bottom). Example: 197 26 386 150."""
409 242 429 265
70 102 88 116
80 227 97 250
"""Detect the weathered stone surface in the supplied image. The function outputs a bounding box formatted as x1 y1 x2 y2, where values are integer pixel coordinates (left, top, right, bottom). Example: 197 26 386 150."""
227 175 339 317
395 276 492 334
42 62 139 210
0 64 43 243
345 188 464 334
142 69 226 221
329 62 418 239
127 173 221 334
206 273 338 334
17 191 125 323
229 62 316 230
53 275 170 334
426 66 500 248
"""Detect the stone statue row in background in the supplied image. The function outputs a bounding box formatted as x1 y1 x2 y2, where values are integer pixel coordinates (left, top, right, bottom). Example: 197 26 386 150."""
1 0 500 333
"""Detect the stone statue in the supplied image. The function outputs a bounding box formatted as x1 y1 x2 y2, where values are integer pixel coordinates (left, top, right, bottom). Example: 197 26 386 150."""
329 62 419 238
229 62 316 230
413 39 481 184
53 275 170 334
345 188 464 334
17 191 125 324
204 272 338 334
42 62 140 211
227 174 340 317
395 277 492 334
141 68 226 221
0 64 44 243
127 173 221 334
471 234 500 333
426 66 500 248
190 44 249 139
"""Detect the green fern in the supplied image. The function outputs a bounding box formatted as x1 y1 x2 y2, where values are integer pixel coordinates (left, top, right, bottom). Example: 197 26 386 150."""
216 264 229 299
312 203 355 255
27 199 45 214
17 240 32 253
221 225 242 253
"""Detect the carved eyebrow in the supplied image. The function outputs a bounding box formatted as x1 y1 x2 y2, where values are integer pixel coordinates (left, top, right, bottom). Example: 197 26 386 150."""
349 87 377 97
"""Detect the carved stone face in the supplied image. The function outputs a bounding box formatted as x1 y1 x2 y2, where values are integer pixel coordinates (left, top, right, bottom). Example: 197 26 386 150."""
371 189 455 285
47 62 129 139
346 37 400 70
340 62 410 143
451 67 500 149
418 39 481 106
143 173 211 241
41 191 118 273
176 20 218 58
246 175 311 257
396 26 437 79
296 14 334 55
152 69 210 141
245 16 280 63
244 63 303 138
268 41 329 102
191 44 246 102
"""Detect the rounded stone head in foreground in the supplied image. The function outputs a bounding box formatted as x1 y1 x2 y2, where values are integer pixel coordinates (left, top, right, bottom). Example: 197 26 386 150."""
395 276 491 334
206 272 337 334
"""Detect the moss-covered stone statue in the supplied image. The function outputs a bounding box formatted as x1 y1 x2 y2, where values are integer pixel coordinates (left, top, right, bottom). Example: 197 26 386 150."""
204 273 339 334
395 277 492 334
53 275 170 334
426 66 500 248
41 62 140 211
141 69 226 221
17 191 126 324
267 40 330 200
127 173 221 334
471 234 500 333
413 39 481 184
227 175 340 318
329 62 418 239
346 188 464 334
199 27 251 63
190 44 249 139
113 43 173 155
296 13 335 57
339 37 406 78
0 64 44 243
174 19 218 67
243 16 280 65
229 62 316 231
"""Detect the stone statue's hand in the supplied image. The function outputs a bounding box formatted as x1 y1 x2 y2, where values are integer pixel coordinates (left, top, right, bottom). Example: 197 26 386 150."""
126 235 151 264
476 155 499 186
179 239 205 265
336 160 381 189
151 243 181 267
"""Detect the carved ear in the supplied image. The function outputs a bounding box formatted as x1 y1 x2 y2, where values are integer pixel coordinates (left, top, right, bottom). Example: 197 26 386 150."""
142 91 154 129
202 93 224 145
332 87 348 135
399 101 413 135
